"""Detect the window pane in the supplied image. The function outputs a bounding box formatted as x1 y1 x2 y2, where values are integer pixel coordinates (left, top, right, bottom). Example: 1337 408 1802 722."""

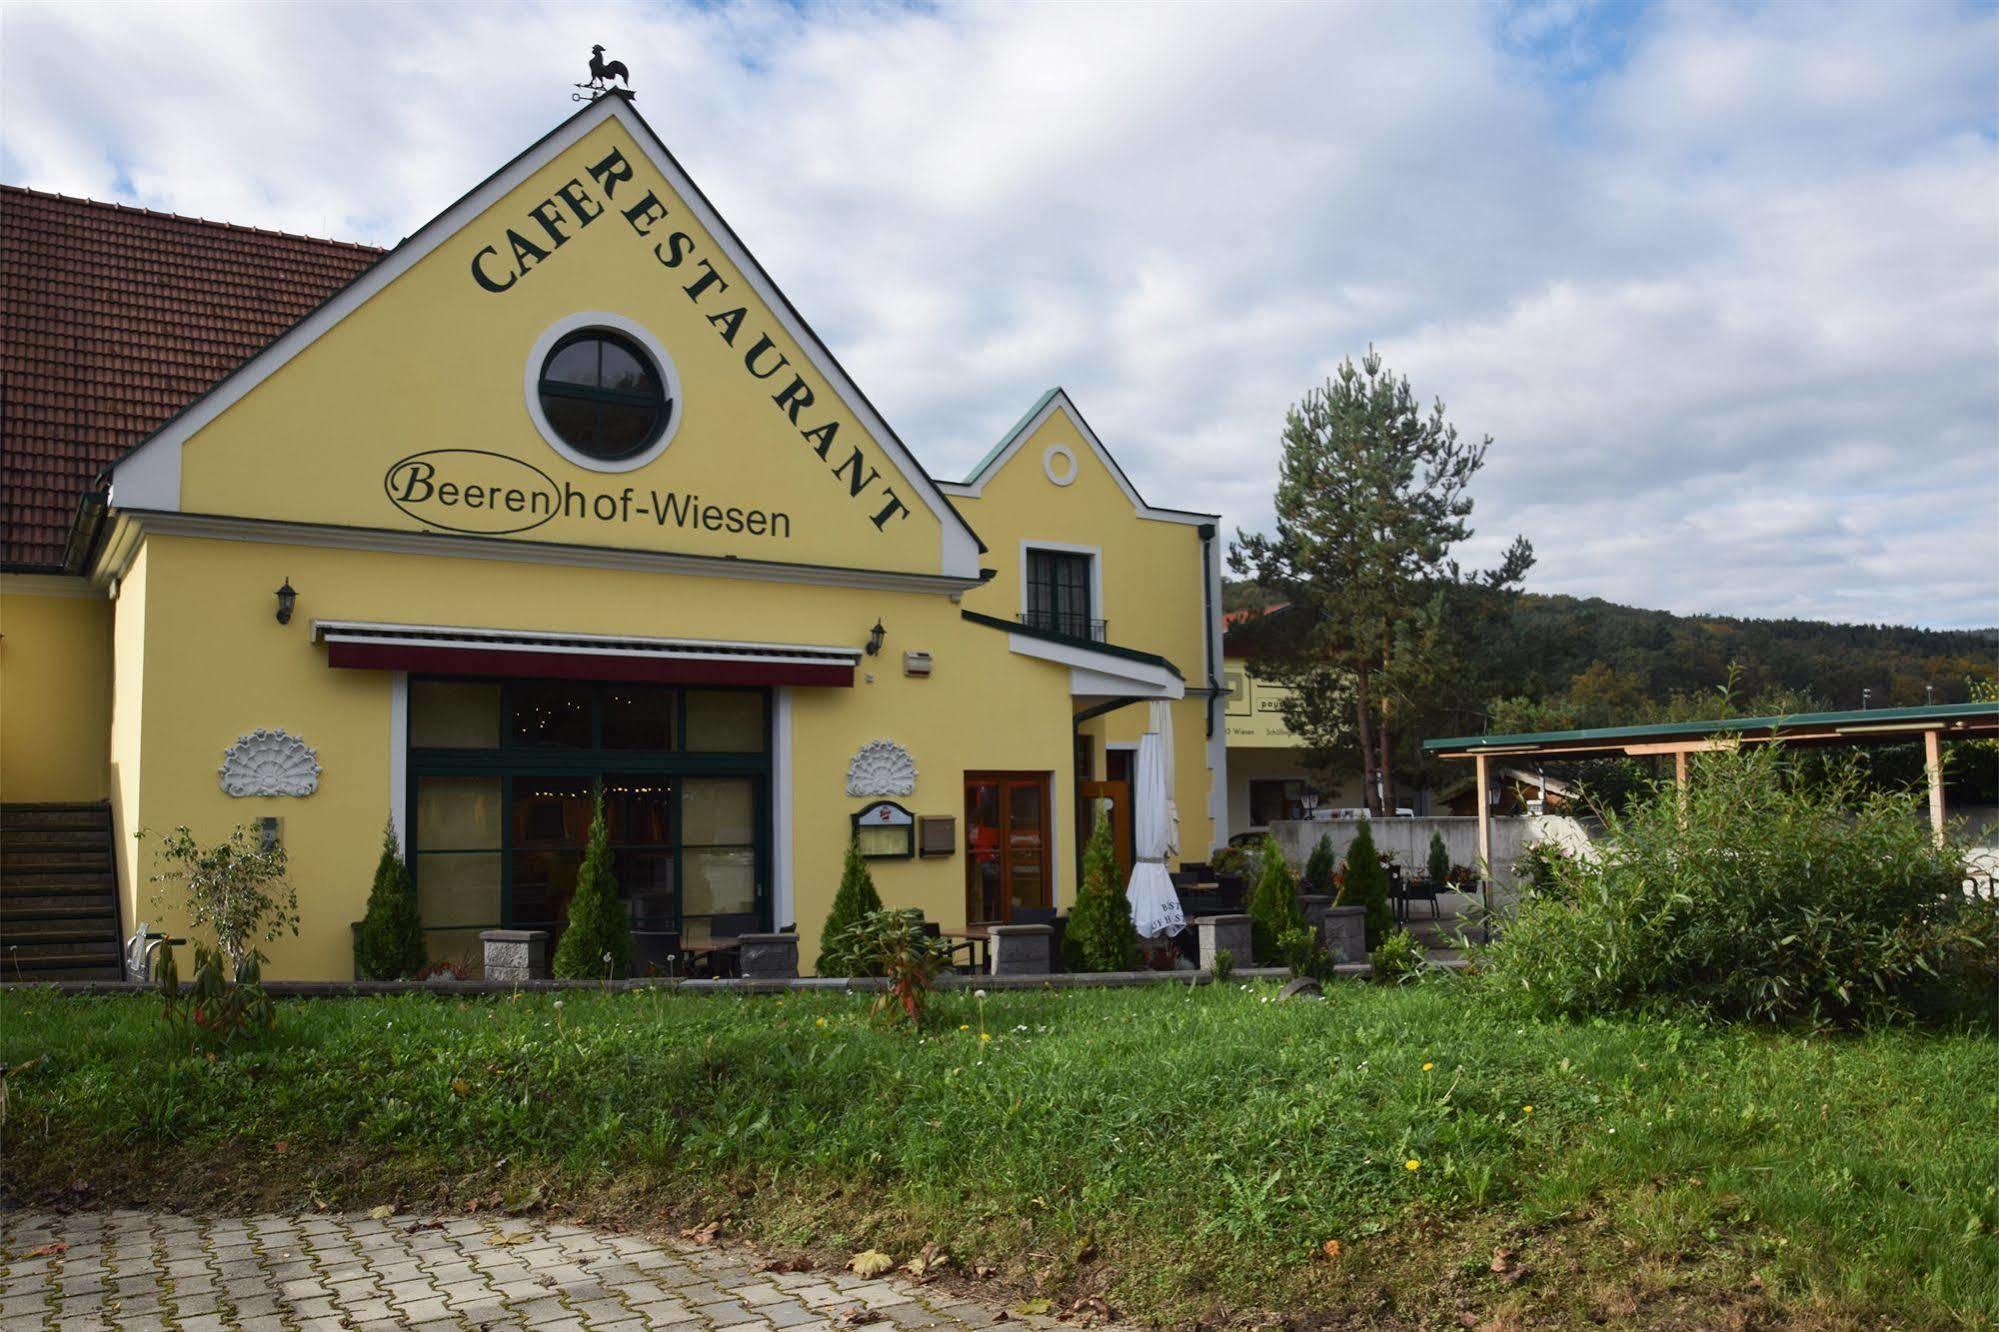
684 847 756 916
510 850 583 927
685 690 764 751
604 775 672 844
597 402 657 455
509 681 593 748
511 776 593 847
416 776 502 851
1008 863 1046 915
616 850 676 930
539 394 597 451
415 852 501 928
419 927 488 979
599 341 655 394
544 339 598 386
684 777 754 845
410 681 500 748
602 685 674 750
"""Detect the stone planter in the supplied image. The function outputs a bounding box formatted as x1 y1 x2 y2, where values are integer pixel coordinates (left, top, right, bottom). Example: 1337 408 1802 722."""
1195 914 1252 972
738 932 799 981
480 929 549 983
1297 894 1333 933
1320 905 1367 965
988 923 1054 976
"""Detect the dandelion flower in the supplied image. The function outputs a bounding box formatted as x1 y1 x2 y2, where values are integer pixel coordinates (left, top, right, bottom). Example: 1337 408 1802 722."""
1522 1104 1534 1114
959 1024 970 1031
1422 1062 1434 1072
1405 1159 1421 1171
815 1017 828 1028
975 989 987 1000
979 1033 992 1042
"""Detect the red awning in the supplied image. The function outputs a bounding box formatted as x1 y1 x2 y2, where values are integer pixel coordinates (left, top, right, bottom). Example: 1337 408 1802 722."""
313 620 857 688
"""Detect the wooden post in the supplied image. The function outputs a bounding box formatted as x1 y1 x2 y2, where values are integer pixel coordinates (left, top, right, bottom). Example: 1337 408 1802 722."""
1674 748 1689 825
1475 753 1492 881
1925 729 1946 844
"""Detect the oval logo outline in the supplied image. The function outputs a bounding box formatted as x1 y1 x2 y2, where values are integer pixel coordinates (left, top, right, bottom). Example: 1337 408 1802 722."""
383 449 561 536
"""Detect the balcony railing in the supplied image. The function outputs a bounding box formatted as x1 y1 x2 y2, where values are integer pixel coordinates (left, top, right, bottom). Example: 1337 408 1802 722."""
1017 610 1107 643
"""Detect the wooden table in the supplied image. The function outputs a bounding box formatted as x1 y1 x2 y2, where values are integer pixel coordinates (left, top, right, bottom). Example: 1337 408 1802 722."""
680 938 742 978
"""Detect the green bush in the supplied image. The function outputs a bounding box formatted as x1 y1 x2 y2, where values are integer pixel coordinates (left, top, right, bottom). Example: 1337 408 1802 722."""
550 789 632 980
1064 817 1138 972
1426 829 1451 885
1247 834 1305 964
1370 928 1427 985
1301 834 1337 896
816 838 884 977
354 818 425 981
1483 744 1997 1027
1334 819 1395 948
841 908 950 1027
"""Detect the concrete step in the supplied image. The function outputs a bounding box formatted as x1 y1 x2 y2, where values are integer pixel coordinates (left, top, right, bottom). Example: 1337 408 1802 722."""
4 937 119 962
0 893 118 920
0 861 115 884
0 828 111 852
0 803 112 831
2 916 121 943
3 962 123 982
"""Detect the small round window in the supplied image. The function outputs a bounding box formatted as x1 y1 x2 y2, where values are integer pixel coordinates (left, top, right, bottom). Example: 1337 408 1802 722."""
536 329 672 463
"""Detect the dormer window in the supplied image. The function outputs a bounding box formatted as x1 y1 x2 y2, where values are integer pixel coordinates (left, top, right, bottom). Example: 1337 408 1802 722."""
1024 546 1101 641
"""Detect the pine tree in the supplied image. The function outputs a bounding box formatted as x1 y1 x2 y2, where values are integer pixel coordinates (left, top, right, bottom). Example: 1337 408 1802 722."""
1063 816 1138 972
1230 348 1533 812
354 818 425 980
1335 818 1395 948
815 837 884 977
1426 829 1451 885
1302 833 1337 896
551 789 632 980
1247 833 1306 964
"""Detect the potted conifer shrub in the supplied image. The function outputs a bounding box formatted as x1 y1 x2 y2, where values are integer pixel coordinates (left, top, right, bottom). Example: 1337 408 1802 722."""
816 837 884 977
551 789 632 980
1246 833 1307 964
1064 817 1138 972
354 817 425 981
1334 818 1395 948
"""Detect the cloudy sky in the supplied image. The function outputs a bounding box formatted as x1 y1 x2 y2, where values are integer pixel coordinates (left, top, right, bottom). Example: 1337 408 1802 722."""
4 1 1995 628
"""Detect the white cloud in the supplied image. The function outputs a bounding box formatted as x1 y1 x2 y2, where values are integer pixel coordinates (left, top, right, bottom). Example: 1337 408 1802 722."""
2 0 1993 627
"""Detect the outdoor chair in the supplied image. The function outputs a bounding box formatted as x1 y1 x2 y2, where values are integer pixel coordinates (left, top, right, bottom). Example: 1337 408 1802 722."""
630 930 681 977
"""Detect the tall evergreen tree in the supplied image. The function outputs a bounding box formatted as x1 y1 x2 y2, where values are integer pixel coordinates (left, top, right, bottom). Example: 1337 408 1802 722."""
1231 348 1532 811
551 789 632 980
1064 816 1138 972
1302 834 1337 896
355 817 425 980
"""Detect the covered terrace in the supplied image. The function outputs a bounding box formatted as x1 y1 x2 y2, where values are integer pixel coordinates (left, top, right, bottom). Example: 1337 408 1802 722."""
1423 700 1999 886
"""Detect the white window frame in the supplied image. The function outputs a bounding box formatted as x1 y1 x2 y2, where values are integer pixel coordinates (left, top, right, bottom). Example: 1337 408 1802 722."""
1018 540 1103 633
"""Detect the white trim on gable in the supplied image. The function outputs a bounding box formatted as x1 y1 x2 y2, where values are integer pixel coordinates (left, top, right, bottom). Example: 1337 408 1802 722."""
939 388 1218 528
106 94 983 578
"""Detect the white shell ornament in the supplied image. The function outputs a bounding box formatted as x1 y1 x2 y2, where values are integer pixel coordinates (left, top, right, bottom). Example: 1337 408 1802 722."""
845 739 917 797
219 728 322 797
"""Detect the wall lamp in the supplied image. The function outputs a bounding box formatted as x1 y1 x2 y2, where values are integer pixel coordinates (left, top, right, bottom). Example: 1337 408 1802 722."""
865 619 886 656
275 578 298 625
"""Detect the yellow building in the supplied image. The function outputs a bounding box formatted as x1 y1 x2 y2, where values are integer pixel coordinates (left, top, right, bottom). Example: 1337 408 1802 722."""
0 93 1226 980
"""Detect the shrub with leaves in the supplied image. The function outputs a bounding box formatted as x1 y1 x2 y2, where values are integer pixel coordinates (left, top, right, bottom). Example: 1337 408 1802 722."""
551 789 632 980
355 818 425 980
1302 834 1337 896
1064 817 1138 972
1483 744 1997 1026
1426 830 1451 886
1247 834 1306 964
144 824 298 973
843 908 950 1027
817 838 886 977
1370 928 1427 985
158 941 276 1046
1333 819 1394 948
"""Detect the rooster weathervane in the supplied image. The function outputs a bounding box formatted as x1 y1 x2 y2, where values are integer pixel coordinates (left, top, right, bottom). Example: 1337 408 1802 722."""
574 44 633 102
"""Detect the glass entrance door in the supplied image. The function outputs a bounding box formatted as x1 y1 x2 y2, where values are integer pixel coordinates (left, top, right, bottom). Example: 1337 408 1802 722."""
965 773 1052 924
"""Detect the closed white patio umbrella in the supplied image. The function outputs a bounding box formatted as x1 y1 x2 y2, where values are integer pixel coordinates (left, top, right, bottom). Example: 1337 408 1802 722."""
1126 725 1187 941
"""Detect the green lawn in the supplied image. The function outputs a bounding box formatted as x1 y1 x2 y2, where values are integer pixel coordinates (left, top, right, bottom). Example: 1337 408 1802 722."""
2 982 1993 1328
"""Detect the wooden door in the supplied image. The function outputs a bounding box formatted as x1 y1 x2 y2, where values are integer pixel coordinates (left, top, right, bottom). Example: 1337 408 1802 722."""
1077 779 1132 885
965 773 1052 924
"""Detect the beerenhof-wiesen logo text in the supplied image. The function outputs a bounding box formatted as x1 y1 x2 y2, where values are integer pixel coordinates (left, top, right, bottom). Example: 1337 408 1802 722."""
383 450 793 540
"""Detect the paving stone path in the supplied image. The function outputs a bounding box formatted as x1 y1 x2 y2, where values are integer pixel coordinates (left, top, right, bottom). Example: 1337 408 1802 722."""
0 1210 1074 1332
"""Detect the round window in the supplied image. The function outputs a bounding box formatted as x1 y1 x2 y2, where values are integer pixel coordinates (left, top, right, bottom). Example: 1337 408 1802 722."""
535 329 672 463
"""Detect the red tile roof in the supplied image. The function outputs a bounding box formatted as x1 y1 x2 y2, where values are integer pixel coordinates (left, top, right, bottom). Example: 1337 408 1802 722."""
1 185 383 569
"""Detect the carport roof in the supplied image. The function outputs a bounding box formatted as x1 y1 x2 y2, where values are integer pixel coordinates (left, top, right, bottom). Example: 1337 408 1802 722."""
1422 700 1999 759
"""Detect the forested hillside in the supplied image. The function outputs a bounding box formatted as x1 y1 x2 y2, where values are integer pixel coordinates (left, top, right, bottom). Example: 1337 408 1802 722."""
1225 580 1997 724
